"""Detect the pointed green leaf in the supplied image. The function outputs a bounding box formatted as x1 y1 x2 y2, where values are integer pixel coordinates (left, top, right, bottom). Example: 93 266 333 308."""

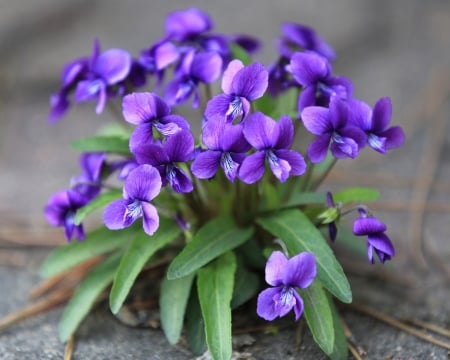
299 281 334 355
109 219 181 314
74 190 122 225
40 225 139 278
71 135 130 155
167 217 253 279
282 191 327 208
160 273 195 345
334 187 380 204
58 253 121 342
257 209 352 303
328 294 349 360
185 289 207 355
197 252 236 360
231 263 259 309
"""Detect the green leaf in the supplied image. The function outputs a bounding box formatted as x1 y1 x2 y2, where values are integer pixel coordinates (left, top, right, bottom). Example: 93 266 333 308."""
257 209 352 303
333 187 380 204
58 253 121 342
185 288 207 355
231 262 260 309
299 281 334 355
335 226 367 258
197 252 236 360
167 217 253 279
109 219 181 314
328 295 349 360
282 191 327 208
74 190 122 225
160 273 195 345
229 43 252 65
71 135 130 155
40 225 139 278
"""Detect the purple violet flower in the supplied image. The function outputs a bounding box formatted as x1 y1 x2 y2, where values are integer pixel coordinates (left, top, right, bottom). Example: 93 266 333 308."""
44 189 88 241
239 113 306 183
71 152 106 200
325 192 339 241
103 164 162 236
257 251 317 321
205 60 268 122
74 39 132 114
354 97 405 154
289 51 352 112
191 116 250 182
301 96 368 163
165 8 213 42
352 209 395 264
122 92 190 151
165 50 222 108
132 130 194 193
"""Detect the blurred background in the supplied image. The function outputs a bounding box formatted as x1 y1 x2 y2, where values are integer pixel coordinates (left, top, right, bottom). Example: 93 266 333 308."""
0 0 449 358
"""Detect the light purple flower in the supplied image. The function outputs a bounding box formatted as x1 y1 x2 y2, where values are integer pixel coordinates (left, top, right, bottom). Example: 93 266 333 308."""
165 50 222 108
239 113 306 183
191 116 250 182
257 251 316 321
205 60 268 122
352 209 395 264
122 92 190 151
289 51 352 112
103 164 162 236
301 96 368 163
71 152 106 200
165 7 213 42
132 130 194 193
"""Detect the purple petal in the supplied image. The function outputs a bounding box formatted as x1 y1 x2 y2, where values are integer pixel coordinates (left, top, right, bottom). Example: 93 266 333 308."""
122 92 170 125
191 151 221 179
345 98 372 130
219 123 250 153
330 135 359 159
165 7 212 41
268 151 292 182
339 126 367 149
204 94 235 124
103 198 129 230
165 76 194 106
95 85 107 114
372 97 392 132
124 164 162 202
301 106 332 135
165 130 194 162
238 151 266 184
383 126 405 151
274 149 307 176
353 217 387 236
265 251 288 287
44 191 70 226
257 287 284 321
94 49 131 84
142 202 160 235
367 134 387 154
231 62 268 100
74 80 102 103
368 233 395 258
273 115 294 149
130 123 155 151
168 167 193 193
289 52 330 86
221 153 244 182
133 143 168 166
221 59 244 94
284 252 317 289
79 152 106 182
154 41 180 70
292 291 305 321
298 86 317 112
61 59 87 87
243 112 277 149
190 52 222 83
307 134 331 163
48 92 70 123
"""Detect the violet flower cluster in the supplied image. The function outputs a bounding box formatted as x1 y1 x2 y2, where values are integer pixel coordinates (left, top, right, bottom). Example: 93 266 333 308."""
45 7 405 324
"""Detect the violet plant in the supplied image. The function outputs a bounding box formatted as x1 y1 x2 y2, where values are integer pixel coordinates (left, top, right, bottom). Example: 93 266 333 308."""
42 7 405 360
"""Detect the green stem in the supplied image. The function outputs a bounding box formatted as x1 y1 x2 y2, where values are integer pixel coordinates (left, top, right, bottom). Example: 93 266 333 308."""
307 158 338 191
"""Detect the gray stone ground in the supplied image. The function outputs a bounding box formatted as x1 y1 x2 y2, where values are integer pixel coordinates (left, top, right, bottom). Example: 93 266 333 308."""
0 0 449 359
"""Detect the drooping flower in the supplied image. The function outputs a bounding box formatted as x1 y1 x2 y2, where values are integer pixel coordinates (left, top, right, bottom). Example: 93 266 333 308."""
165 7 213 42
71 152 106 200
317 192 340 241
289 51 352 112
44 189 89 241
191 116 250 182
205 60 268 122
103 164 162 236
239 113 306 183
352 209 395 264
122 92 190 151
133 130 195 193
301 96 368 163
353 97 405 154
257 251 317 321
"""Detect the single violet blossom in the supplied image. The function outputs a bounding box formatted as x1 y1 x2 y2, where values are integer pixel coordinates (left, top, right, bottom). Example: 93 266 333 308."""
352 209 395 264
122 92 190 151
257 251 317 321
103 164 162 236
301 96 367 163
191 116 250 182
289 51 352 112
70 152 106 200
165 7 213 42
44 189 88 241
165 50 222 108
239 113 306 183
205 59 268 122
132 130 194 193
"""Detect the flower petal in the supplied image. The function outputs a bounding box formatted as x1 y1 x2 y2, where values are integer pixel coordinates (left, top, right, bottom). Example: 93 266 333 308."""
256 287 283 321
221 59 244 93
274 149 307 176
382 126 405 151
103 199 129 230
292 291 304 321
273 115 294 149
94 49 131 84
284 252 317 289
301 106 332 135
204 94 235 121
372 97 392 132
190 52 222 83
307 134 331 163
289 52 330 86
353 217 387 236
122 92 170 125
231 62 268 100
191 150 221 179
297 86 317 112
368 233 395 257
243 112 277 149
238 151 266 184
165 130 194 162
124 164 162 202
265 251 288 286
142 202 160 236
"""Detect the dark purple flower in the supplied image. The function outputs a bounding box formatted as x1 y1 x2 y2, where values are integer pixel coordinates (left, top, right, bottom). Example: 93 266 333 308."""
74 40 132 114
301 96 368 163
239 113 306 183
354 97 405 154
257 251 316 321
122 92 190 151
191 116 250 182
205 60 268 122
352 209 395 264
165 50 222 108
267 58 293 97
44 189 88 241
165 8 213 42
230 34 261 54
71 152 106 200
325 192 339 241
133 130 194 193
103 164 162 236
289 51 352 112
278 22 336 61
